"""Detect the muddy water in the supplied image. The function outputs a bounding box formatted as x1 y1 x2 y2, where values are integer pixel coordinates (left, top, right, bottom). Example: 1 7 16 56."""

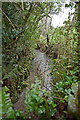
32 49 52 92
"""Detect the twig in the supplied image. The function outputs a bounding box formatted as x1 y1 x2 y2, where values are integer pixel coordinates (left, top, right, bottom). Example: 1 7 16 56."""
38 21 47 29
0 8 16 31
40 71 57 89
68 12 75 64
26 82 66 102
52 96 66 102
36 92 66 102
3 36 18 50
44 45 53 54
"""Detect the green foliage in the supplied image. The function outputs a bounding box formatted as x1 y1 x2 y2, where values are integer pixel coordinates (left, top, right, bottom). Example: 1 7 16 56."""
25 78 56 119
14 110 26 120
2 64 29 104
2 1 79 119
2 87 15 119
46 7 79 119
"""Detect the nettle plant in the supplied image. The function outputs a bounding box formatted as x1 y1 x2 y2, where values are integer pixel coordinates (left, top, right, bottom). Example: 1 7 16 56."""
25 78 57 119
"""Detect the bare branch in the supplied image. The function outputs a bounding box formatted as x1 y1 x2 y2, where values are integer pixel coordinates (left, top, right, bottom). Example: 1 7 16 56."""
0 8 16 31
40 71 57 89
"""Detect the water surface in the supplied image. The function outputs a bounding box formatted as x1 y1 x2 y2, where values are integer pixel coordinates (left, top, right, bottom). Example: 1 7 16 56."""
32 49 52 92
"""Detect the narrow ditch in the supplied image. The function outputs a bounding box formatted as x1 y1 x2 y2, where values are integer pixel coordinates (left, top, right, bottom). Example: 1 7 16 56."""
13 49 52 115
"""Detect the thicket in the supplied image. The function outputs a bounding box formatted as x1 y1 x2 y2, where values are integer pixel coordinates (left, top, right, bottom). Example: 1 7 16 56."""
1 1 80 120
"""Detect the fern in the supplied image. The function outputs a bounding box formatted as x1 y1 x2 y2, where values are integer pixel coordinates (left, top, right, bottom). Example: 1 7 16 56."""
2 86 15 119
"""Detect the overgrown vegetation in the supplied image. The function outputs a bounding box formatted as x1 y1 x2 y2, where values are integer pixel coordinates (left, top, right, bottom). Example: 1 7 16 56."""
1 1 80 120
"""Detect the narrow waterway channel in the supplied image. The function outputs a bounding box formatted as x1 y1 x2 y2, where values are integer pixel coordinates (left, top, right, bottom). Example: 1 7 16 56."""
32 49 52 92
13 49 52 114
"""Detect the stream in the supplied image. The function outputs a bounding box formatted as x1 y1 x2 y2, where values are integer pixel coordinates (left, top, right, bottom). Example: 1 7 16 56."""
13 49 53 113
32 49 52 93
